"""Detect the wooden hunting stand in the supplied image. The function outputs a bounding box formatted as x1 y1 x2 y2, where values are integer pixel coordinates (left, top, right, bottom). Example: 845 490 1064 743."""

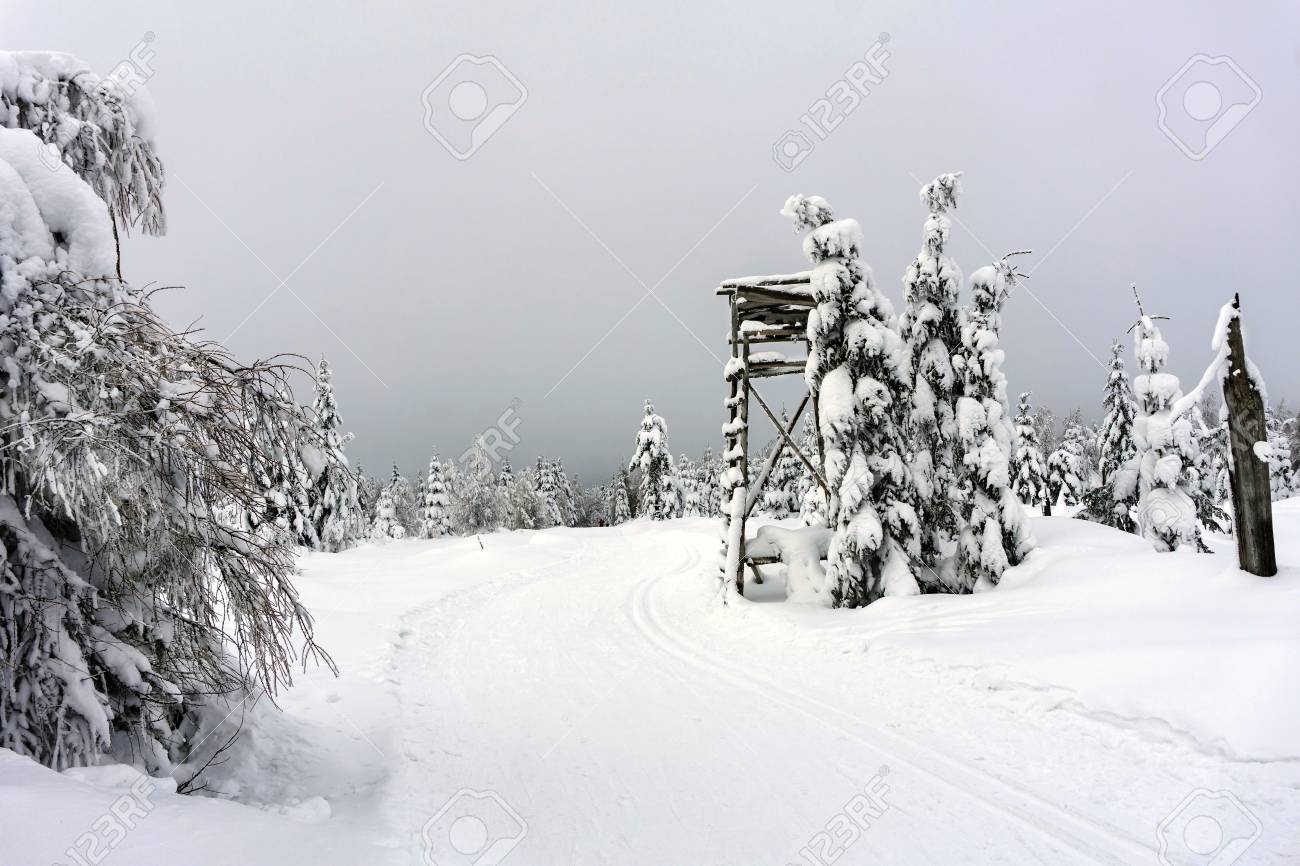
717 273 832 594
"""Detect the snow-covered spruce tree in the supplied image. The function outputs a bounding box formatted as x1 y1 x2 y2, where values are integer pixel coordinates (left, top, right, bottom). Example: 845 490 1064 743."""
497 456 515 527
1047 411 1087 508
697 446 721 517
954 258 1034 591
369 487 406 540
781 193 919 606
453 438 505 533
1079 342 1139 532
355 464 382 527
629 400 673 520
417 452 452 538
502 466 541 530
555 459 579 527
307 358 358 551
1129 306 1206 551
899 173 965 578
0 117 334 773
796 413 828 526
387 464 417 533
677 453 702 517
609 471 633 524
533 457 563 527
760 409 803 519
1265 405 1298 501
1010 393 1050 514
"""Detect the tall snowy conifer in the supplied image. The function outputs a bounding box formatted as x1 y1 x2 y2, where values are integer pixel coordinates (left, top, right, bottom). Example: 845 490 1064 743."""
1080 342 1139 532
418 452 452 538
781 193 919 606
954 258 1034 590
629 400 673 520
307 358 359 551
899 173 965 576
1129 303 1206 550
1047 411 1088 508
1010 393 1050 514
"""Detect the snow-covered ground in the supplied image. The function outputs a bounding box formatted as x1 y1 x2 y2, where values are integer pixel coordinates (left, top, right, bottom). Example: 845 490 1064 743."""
5 507 1299 865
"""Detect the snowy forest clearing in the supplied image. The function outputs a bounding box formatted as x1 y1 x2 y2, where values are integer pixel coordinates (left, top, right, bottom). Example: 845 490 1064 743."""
6 509 1298 865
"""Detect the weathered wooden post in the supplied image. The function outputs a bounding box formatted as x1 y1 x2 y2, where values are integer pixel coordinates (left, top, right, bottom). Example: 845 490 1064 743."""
1222 294 1277 576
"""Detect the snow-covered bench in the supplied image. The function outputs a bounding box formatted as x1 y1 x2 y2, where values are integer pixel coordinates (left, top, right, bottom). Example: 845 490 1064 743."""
743 525 832 600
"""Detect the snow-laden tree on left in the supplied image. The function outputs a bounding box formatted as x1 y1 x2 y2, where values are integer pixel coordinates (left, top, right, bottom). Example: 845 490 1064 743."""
308 358 359 551
629 400 673 520
0 69 335 774
954 258 1034 591
608 471 633 525
782 193 919 606
899 173 965 580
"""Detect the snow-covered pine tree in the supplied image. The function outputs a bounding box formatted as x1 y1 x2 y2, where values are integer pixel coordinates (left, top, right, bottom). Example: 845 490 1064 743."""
1079 342 1139 532
609 471 633 524
1010 393 1050 515
954 257 1034 590
369 487 406 540
497 457 516 527
899 172 965 577
307 358 359 551
781 193 919 606
1129 298 1206 551
795 414 829 526
387 465 417 533
355 464 382 527
760 410 803 518
512 469 544 530
629 400 673 520
1047 411 1087 508
417 452 452 538
1266 404 1298 501
676 455 696 514
454 439 506 533
533 457 563 527
697 446 721 517
0 78 336 773
555 459 579 527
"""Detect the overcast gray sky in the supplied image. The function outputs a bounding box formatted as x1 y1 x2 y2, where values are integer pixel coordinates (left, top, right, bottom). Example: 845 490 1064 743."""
11 1 1299 482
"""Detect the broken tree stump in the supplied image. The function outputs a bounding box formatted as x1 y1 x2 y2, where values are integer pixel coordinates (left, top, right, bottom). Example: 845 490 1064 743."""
1222 294 1277 577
